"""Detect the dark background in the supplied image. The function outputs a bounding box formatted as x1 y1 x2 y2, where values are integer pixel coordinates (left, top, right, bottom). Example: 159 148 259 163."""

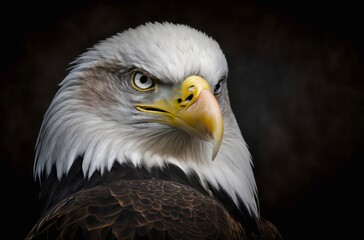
1 1 362 239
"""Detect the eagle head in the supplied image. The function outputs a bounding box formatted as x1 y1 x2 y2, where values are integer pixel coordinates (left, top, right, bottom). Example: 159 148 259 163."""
34 22 258 217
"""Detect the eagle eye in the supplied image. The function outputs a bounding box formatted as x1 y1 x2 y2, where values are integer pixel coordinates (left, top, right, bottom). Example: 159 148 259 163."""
214 80 223 95
132 72 155 91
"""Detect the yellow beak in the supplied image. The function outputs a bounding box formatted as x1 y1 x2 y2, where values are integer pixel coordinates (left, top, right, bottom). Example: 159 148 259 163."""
135 76 223 160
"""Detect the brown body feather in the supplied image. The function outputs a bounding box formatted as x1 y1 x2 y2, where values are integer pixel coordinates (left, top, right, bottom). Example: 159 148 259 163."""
27 180 246 239
27 179 281 240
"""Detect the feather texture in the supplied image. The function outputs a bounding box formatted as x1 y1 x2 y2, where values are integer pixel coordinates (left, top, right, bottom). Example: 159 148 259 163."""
27 180 244 240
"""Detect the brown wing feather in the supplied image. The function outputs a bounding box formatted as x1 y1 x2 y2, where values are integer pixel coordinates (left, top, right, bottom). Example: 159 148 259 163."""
258 218 283 240
26 180 244 240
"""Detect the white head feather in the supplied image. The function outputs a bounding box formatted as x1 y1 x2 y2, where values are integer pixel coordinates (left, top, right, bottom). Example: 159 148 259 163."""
34 22 258 217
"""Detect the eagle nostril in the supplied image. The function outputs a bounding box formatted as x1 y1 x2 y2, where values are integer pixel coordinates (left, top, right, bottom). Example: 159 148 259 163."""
177 98 182 103
185 94 193 102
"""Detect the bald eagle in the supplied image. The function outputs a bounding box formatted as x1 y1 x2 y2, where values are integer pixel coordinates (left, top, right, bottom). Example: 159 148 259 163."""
26 22 281 240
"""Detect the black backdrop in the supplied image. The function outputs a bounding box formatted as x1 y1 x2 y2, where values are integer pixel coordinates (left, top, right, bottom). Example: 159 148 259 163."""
1 1 362 239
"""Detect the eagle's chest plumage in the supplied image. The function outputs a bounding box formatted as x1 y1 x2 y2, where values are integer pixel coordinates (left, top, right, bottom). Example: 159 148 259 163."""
29 157 261 240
